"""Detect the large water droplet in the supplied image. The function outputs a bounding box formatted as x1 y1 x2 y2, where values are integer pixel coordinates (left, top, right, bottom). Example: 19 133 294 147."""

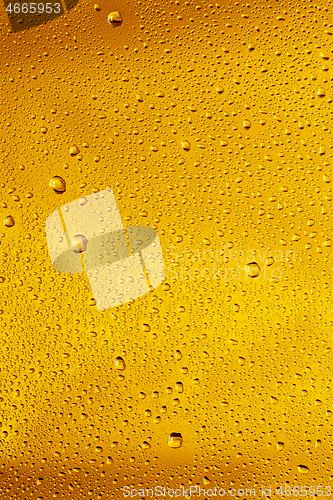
108 11 123 26
276 442 284 451
175 382 183 393
168 432 183 448
49 176 66 193
242 119 251 129
69 145 80 156
245 262 260 278
4 215 15 227
181 140 190 150
71 235 88 253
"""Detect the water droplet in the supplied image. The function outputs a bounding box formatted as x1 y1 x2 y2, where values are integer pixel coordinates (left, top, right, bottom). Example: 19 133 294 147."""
297 465 309 473
108 11 123 26
142 324 150 332
175 382 183 393
233 304 240 312
95 446 103 453
4 215 15 227
69 145 80 155
216 87 224 94
181 140 190 150
49 176 66 193
276 442 284 451
175 350 182 361
242 119 251 129
247 43 255 51
168 432 183 448
94 3 101 10
41 127 48 134
265 256 274 266
141 441 151 449
114 357 126 370
71 235 88 253
245 262 260 278
316 88 326 97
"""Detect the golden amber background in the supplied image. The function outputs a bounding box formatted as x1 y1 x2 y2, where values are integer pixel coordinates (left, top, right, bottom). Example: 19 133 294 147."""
0 0 333 497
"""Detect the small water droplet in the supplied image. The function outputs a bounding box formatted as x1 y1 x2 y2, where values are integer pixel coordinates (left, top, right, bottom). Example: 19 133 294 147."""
168 432 183 448
114 357 126 370
316 88 326 97
49 176 66 193
242 119 251 129
297 465 309 473
247 43 255 51
181 140 190 150
265 256 274 266
4 215 15 227
175 350 182 361
233 304 240 312
71 235 88 253
276 442 284 451
245 262 260 278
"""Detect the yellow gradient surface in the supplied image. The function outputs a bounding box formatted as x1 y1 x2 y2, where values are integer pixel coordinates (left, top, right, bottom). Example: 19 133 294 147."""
0 0 332 497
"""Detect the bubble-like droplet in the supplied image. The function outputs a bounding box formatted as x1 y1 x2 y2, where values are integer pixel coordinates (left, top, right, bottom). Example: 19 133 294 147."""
94 3 101 10
276 442 284 451
181 140 190 150
69 145 80 156
265 256 274 266
114 357 126 370
49 176 66 193
71 235 88 253
297 465 309 473
108 11 123 26
245 262 260 278
175 382 183 393
247 43 255 51
242 119 251 129
168 432 183 448
4 215 15 227
316 88 326 97
175 350 182 361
